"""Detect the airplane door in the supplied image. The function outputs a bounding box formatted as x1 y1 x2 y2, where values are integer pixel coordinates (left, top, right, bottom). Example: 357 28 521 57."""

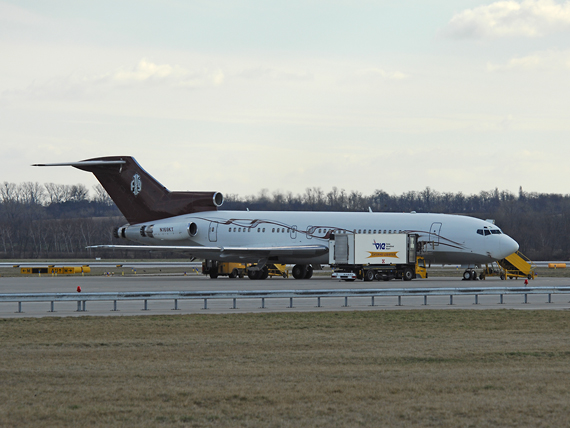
290 225 297 239
429 222 442 248
208 222 218 242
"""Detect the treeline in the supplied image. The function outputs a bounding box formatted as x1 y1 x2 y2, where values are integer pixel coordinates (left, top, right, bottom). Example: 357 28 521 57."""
1 182 569 260
0 182 124 259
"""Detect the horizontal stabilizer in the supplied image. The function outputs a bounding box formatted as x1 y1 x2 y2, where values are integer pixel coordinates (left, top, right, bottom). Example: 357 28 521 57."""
32 160 126 167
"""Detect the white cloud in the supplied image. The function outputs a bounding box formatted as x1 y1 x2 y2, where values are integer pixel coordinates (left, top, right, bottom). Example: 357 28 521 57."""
487 49 570 70
1 59 225 100
355 68 409 80
237 66 314 82
101 59 224 88
444 0 570 39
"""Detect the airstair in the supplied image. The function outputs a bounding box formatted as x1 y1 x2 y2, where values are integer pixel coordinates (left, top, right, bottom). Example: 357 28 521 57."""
496 251 537 280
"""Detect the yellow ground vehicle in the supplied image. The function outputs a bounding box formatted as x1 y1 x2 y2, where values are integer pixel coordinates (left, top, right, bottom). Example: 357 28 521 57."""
479 251 536 280
415 256 428 279
202 261 246 278
202 262 288 279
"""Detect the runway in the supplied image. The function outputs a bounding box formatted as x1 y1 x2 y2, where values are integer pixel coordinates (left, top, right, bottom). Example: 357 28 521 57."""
2 273 570 317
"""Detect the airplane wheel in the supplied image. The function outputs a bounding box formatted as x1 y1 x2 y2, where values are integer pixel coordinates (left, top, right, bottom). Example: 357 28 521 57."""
247 269 260 280
403 268 413 281
292 264 307 279
471 270 477 280
259 266 269 280
304 265 314 279
463 271 472 280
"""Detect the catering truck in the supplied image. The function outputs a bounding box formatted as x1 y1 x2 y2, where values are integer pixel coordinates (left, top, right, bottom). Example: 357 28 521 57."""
329 233 426 281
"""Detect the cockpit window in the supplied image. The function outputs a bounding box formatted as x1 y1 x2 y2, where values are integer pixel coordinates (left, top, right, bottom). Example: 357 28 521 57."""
478 228 503 236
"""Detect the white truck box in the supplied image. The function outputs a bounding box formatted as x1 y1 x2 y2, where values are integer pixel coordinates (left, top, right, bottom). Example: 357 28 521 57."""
329 233 414 265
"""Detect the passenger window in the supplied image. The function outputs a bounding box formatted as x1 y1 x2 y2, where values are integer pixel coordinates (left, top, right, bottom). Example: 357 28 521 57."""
262 228 265 232
228 228 231 232
257 228 260 232
272 228 275 233
358 229 362 234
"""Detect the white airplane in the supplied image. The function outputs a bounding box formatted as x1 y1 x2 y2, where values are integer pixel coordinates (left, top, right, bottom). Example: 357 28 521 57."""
34 156 519 280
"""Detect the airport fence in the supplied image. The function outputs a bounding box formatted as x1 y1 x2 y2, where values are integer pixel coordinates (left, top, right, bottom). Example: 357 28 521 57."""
2 286 570 313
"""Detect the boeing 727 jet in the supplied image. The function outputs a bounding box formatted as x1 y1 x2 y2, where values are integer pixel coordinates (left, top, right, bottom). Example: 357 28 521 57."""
34 156 519 280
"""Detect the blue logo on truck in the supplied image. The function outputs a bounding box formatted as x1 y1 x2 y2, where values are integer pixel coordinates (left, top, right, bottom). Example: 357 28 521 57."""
373 240 386 250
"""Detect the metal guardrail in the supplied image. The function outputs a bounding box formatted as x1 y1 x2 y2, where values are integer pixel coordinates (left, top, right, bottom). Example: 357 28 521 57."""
2 286 570 313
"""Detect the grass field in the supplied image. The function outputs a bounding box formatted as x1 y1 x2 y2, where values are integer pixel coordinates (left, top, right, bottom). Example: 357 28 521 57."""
1 310 570 427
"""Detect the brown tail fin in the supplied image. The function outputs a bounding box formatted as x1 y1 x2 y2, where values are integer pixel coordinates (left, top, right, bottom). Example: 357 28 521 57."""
72 156 222 224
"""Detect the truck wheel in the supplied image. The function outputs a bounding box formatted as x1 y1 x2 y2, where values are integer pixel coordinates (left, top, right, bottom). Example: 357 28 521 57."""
364 270 375 281
292 264 307 279
304 265 314 279
209 271 218 279
403 268 413 281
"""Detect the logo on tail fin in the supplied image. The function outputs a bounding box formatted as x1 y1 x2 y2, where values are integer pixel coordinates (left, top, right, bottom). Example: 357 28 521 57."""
131 173 142 196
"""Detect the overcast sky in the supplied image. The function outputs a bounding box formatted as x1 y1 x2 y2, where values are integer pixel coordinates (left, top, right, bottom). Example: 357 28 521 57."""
2 0 570 199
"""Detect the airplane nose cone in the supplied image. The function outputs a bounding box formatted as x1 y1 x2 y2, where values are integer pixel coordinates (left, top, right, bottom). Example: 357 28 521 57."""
501 235 519 258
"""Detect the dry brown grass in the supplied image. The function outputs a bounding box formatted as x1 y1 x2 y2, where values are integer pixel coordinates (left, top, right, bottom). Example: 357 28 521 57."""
1 310 570 427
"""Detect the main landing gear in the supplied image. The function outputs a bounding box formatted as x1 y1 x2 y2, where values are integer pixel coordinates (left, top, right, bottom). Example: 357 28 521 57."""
462 269 479 281
292 264 314 279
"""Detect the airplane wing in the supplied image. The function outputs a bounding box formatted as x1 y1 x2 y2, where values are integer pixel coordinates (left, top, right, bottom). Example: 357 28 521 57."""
87 244 329 260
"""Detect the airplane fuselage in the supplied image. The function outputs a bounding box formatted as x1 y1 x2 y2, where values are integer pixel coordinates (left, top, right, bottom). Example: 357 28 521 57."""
121 210 519 266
